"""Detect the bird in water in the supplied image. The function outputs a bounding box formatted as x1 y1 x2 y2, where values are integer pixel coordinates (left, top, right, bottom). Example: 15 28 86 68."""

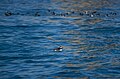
4 11 12 16
54 46 63 52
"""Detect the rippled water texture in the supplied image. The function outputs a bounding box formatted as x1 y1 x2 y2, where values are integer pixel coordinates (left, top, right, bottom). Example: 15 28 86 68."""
0 0 120 79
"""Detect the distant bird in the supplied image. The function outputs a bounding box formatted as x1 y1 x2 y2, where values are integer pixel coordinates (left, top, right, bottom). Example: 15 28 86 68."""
71 11 75 14
4 11 12 16
92 11 97 14
54 46 63 52
84 11 88 14
35 12 40 16
90 14 94 17
79 12 84 16
52 12 56 15
48 9 51 12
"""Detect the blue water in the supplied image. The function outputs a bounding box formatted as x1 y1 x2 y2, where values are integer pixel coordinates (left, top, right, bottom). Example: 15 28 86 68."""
0 0 120 79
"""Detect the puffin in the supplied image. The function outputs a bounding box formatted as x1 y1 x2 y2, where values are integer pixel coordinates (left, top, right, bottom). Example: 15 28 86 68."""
54 46 63 52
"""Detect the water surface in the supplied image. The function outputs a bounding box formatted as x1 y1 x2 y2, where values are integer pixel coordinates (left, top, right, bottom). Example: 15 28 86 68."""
0 0 120 79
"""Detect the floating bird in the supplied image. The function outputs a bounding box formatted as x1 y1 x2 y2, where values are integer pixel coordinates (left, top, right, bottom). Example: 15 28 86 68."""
4 11 12 16
48 9 51 12
35 12 40 16
84 11 88 14
54 46 63 52
52 12 56 15
90 14 94 17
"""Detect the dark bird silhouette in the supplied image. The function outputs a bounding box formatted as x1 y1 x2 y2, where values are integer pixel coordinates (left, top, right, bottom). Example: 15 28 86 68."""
4 11 12 16
54 46 63 52
35 12 40 16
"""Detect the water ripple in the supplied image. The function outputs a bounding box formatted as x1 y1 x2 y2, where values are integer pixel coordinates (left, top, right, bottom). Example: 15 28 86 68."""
0 0 120 79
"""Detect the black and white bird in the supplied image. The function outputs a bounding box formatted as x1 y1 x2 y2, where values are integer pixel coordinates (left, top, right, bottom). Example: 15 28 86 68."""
54 46 63 52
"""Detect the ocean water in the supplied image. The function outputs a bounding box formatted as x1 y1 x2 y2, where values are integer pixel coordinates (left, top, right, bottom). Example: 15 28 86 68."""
0 0 120 79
